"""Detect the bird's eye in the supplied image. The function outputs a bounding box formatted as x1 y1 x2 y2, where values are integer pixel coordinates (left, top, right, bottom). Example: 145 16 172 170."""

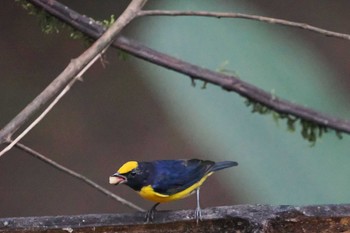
130 171 137 176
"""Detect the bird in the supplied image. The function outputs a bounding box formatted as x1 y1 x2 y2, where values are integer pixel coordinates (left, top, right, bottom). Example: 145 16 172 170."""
109 159 238 222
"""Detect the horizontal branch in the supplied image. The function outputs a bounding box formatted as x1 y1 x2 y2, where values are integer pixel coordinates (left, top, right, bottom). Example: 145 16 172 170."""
138 10 350 41
1 204 350 232
25 0 350 135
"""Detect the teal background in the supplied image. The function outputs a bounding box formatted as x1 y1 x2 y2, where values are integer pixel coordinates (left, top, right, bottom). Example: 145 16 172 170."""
0 0 350 217
135 0 350 204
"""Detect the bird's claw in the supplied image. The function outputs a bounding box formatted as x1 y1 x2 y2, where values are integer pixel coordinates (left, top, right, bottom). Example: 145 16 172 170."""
144 202 159 223
195 206 202 223
144 209 155 223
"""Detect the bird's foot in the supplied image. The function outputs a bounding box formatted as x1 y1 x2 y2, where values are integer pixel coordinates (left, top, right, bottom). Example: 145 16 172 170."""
144 209 155 223
144 203 160 223
195 188 203 224
195 206 202 224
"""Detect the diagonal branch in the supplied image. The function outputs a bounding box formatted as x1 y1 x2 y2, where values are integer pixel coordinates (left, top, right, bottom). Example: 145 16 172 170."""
137 10 350 41
13 142 144 211
0 0 147 145
23 0 350 135
114 37 350 134
0 52 102 158
0 0 147 210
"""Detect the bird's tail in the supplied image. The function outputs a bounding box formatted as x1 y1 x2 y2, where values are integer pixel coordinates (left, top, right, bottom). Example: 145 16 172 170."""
210 161 238 172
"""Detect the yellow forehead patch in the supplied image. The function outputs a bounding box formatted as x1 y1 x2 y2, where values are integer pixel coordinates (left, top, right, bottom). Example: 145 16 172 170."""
117 161 138 174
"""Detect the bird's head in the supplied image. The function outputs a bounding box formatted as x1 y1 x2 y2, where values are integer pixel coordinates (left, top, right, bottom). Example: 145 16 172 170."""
109 161 138 185
109 161 153 191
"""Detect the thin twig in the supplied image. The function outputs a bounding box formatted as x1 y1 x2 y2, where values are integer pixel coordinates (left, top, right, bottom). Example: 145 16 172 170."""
13 142 144 211
24 0 350 134
0 0 147 144
0 0 146 211
0 53 101 158
138 10 350 41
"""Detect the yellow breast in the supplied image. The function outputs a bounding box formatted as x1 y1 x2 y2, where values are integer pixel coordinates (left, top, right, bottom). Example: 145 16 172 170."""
138 172 213 203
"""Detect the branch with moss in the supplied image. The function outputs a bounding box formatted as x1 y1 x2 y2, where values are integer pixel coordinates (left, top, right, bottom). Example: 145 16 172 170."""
18 0 350 144
0 0 146 145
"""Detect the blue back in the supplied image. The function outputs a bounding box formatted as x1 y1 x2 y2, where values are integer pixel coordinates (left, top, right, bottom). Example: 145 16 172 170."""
148 159 216 195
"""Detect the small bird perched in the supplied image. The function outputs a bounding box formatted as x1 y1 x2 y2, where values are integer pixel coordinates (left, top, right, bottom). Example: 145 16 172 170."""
109 159 238 222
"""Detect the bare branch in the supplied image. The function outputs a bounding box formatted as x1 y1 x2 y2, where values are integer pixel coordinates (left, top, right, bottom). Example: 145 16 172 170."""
138 10 350 41
0 53 102 158
23 0 350 135
0 0 147 145
13 142 144 212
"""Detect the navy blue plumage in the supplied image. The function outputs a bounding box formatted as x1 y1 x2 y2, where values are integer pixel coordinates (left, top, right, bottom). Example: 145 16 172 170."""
110 158 238 222
148 159 237 195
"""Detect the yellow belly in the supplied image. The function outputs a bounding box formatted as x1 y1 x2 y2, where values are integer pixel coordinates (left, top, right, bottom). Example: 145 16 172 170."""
138 172 213 203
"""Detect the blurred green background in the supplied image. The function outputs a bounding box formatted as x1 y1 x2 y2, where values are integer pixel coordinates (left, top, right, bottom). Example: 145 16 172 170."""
0 0 350 217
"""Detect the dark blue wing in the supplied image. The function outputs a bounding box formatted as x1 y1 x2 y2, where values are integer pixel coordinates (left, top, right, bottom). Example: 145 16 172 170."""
151 159 214 195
